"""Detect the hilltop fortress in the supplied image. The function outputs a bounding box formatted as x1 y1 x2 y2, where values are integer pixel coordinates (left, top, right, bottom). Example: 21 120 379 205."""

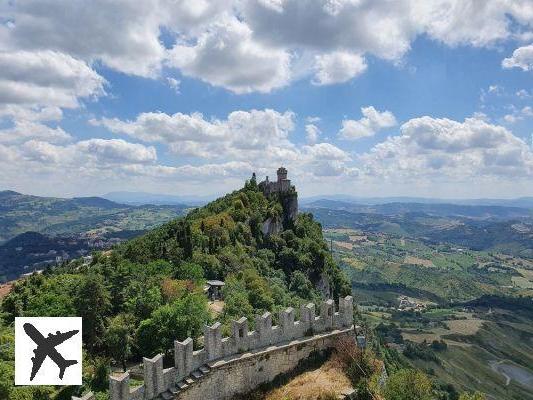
258 166 294 196
258 167 298 234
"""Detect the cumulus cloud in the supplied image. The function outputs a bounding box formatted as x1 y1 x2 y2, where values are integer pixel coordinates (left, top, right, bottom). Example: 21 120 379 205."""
415 1 533 47
1 0 230 81
312 52 367 85
502 44 533 71
19 138 157 166
167 17 291 94
305 124 321 143
2 0 533 93
0 121 72 144
0 50 105 110
339 106 397 140
92 109 296 158
360 116 533 179
92 108 353 181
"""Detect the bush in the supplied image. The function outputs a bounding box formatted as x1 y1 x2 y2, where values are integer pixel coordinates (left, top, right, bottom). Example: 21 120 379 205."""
383 369 433 400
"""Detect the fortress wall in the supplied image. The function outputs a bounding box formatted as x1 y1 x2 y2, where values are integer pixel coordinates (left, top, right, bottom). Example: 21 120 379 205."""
106 296 353 400
175 296 352 382
176 327 354 400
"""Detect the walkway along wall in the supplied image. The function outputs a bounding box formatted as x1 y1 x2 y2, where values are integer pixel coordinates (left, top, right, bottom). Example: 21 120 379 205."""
78 296 354 400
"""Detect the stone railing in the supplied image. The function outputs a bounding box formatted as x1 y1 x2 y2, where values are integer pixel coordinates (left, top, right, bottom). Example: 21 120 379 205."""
80 296 353 400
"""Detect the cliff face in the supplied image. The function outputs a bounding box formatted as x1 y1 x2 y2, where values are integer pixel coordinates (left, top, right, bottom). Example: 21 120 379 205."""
279 191 298 228
261 217 282 236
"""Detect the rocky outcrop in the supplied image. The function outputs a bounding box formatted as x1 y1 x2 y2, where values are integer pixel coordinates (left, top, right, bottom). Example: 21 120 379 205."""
261 217 282 236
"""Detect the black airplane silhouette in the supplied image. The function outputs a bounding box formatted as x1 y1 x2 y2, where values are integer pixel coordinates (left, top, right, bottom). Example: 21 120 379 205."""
23 322 79 380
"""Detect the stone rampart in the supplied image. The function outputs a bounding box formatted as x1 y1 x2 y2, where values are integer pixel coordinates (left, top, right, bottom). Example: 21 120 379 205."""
176 326 354 400
83 296 353 400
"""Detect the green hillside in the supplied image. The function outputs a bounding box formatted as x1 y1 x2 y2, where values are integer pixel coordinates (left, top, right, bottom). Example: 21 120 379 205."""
0 176 349 399
0 190 188 244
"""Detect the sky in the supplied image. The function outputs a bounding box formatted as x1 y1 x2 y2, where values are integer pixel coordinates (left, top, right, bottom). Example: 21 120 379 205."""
0 0 532 199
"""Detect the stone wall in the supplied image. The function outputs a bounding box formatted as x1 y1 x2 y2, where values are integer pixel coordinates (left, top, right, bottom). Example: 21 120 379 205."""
93 296 353 400
177 327 354 400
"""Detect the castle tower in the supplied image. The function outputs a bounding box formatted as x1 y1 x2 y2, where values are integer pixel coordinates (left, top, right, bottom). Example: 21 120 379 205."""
277 166 290 192
277 167 288 182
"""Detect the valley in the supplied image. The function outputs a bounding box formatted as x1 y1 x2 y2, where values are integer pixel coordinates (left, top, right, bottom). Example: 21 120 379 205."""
0 190 189 281
319 224 533 399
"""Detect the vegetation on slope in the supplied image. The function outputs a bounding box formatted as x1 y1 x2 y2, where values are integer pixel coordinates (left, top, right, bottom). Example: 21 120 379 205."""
0 177 349 399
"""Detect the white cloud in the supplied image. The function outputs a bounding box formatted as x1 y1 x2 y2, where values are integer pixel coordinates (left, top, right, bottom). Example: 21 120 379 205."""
166 77 181 94
0 106 63 122
0 121 72 144
92 109 296 158
504 106 533 123
516 89 531 99
242 0 417 61
2 0 533 94
305 124 321 143
75 139 157 164
502 44 533 71
312 52 367 85
302 142 350 161
415 1 533 48
167 16 291 94
20 138 157 166
0 50 105 110
92 108 353 181
339 106 397 140
360 116 533 179
1 0 231 78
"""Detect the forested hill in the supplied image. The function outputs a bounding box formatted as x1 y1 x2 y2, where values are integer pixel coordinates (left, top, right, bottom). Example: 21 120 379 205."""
116 176 349 297
1 176 349 399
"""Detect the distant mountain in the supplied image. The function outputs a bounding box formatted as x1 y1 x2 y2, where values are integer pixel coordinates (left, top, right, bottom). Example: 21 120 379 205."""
307 207 533 258
0 190 189 244
103 191 212 206
305 200 533 220
300 195 533 209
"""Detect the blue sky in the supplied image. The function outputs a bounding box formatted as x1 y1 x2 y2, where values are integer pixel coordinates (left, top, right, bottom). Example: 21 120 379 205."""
0 1 532 198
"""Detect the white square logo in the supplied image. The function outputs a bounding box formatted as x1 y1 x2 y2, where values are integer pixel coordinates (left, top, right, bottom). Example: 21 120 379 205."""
15 317 82 385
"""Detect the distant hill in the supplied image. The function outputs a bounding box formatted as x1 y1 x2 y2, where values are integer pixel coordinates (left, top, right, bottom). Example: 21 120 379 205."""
307 207 533 257
300 195 533 209
103 191 212 206
305 200 533 220
0 190 189 244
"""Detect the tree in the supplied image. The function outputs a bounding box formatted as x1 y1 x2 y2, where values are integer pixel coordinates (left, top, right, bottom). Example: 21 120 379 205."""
175 262 204 281
75 274 111 350
289 271 315 300
124 281 163 321
223 290 254 322
105 314 135 371
136 294 209 356
383 369 433 400
0 362 13 399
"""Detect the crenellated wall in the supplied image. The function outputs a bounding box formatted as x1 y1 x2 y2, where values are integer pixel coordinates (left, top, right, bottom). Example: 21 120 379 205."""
89 296 353 400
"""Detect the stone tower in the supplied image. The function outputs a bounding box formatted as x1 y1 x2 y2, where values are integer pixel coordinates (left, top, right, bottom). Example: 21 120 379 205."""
277 167 287 181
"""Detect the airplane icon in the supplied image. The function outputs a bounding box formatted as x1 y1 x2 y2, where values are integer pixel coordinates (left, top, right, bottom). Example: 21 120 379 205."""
23 322 79 380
